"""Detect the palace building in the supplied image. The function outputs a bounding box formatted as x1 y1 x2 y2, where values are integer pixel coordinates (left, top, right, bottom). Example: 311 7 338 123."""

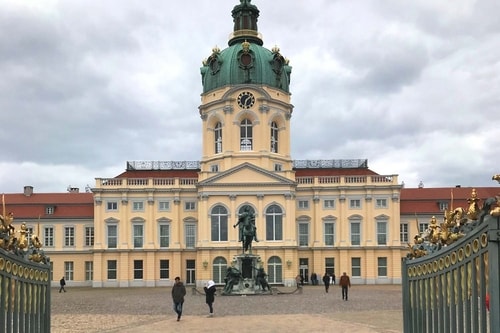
7 1 497 289
89 0 403 288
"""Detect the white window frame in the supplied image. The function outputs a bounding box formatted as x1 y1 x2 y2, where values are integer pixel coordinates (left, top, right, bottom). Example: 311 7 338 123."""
323 199 335 209
64 226 75 247
184 201 196 211
132 201 144 212
349 199 362 209
106 201 118 211
375 198 388 209
158 200 170 211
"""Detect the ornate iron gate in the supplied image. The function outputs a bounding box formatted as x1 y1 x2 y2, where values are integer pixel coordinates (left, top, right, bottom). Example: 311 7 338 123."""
0 249 51 333
1 204 51 333
402 190 500 333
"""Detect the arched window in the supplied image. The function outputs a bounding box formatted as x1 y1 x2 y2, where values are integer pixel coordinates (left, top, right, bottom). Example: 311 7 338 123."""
240 118 253 151
267 256 283 284
211 205 228 241
270 121 278 153
214 122 222 154
212 257 227 284
265 205 283 241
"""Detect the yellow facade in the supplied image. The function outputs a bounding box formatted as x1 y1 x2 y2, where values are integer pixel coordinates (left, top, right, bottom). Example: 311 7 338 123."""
90 84 404 287
87 1 406 288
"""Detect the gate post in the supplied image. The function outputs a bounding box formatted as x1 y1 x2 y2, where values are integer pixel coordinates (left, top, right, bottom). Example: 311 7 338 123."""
488 215 500 333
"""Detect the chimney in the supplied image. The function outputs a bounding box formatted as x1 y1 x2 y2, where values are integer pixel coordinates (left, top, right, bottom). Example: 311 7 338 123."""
24 186 34 197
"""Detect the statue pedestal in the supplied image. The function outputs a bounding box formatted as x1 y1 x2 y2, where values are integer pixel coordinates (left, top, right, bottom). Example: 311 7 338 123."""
228 253 264 295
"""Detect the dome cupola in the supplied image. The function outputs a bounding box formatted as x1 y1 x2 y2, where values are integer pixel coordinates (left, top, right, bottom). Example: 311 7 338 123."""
200 0 292 94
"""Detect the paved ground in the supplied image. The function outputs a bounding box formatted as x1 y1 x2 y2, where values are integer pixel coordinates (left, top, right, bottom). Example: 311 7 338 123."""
51 284 403 333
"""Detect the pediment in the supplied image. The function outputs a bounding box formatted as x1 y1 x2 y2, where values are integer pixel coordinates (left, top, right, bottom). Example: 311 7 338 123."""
198 162 295 187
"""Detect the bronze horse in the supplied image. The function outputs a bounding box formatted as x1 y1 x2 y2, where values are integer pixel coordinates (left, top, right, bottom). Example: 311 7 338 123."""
234 206 258 253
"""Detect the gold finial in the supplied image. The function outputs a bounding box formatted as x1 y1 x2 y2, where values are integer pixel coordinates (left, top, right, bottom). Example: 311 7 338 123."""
202 58 208 66
241 40 250 53
285 58 290 65
493 174 500 183
272 45 280 54
212 46 220 54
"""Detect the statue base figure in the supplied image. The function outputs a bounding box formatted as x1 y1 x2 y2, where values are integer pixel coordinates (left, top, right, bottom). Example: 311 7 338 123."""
222 253 271 295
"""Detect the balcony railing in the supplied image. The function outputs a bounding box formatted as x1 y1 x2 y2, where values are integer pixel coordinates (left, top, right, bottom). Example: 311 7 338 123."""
97 178 198 188
296 175 398 186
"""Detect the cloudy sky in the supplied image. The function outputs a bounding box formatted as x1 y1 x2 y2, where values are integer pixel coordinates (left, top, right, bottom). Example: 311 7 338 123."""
1 0 499 194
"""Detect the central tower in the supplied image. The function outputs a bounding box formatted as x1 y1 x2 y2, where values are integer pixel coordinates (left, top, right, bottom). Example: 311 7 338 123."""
199 0 293 181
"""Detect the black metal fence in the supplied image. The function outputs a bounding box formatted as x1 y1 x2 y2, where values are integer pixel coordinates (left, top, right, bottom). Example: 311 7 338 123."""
0 248 51 333
402 214 499 333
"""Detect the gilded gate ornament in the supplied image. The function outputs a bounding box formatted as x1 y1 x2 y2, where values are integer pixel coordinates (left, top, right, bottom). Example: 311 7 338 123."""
407 178 500 259
0 195 49 264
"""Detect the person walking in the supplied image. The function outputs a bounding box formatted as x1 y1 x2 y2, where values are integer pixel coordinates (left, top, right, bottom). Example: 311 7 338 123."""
339 272 351 300
172 276 187 321
59 277 66 293
322 272 330 293
204 280 217 317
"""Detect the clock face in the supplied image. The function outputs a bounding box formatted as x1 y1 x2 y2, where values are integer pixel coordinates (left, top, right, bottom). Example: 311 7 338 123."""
237 91 255 109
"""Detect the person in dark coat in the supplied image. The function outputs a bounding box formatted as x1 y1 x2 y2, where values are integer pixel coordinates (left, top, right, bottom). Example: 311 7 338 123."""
322 273 330 293
204 280 217 317
59 277 66 293
171 277 187 321
339 272 351 300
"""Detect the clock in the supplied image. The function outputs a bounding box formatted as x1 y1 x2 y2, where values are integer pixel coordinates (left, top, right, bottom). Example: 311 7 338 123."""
237 91 255 109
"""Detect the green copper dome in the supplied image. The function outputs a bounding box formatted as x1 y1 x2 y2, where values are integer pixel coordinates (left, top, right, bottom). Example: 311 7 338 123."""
201 0 292 94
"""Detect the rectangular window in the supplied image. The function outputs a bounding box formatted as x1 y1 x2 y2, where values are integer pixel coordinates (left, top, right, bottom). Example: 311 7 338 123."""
107 260 117 280
400 223 409 243
106 201 118 211
324 199 335 209
325 257 335 275
133 224 144 248
185 224 196 248
375 198 388 208
85 261 93 281
160 259 170 279
107 225 118 249
377 221 387 245
210 164 219 172
298 222 309 246
419 223 428 233
45 206 55 215
132 201 144 211
27 226 34 246
351 257 361 277
274 164 282 171
324 222 335 246
184 201 196 211
350 222 361 246
44 227 54 247
64 261 74 280
158 201 170 211
64 227 75 247
349 199 361 209
85 227 94 246
133 260 143 279
298 200 309 209
159 224 170 248
378 257 388 277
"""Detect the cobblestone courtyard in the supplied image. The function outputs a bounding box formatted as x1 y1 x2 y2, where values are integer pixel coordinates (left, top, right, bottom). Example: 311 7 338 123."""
51 284 403 333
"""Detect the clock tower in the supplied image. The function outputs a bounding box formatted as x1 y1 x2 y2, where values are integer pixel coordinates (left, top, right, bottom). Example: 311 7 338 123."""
199 0 293 181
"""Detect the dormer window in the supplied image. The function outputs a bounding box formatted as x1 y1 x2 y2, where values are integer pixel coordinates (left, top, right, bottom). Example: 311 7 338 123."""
45 206 55 215
438 201 449 211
